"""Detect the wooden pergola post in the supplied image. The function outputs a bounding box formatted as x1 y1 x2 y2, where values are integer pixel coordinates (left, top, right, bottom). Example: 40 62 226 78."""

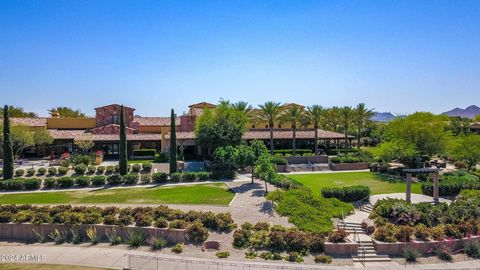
406 173 412 203
433 173 440 204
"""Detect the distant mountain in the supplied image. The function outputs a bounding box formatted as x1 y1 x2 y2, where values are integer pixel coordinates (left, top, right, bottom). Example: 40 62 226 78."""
443 105 480 119
371 112 397 122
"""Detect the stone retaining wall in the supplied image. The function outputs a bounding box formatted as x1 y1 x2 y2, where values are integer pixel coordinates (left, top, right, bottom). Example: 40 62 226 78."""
373 236 480 256
0 223 186 244
330 162 370 171
324 242 358 255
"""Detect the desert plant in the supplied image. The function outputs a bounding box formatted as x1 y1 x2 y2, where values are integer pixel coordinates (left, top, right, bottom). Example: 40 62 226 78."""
32 228 47 243
314 254 332 264
86 226 99 245
216 251 230 258
464 240 480 258
186 221 209 243
245 249 257 259
127 229 146 248
436 246 452 261
327 229 349 243
106 227 122 245
154 217 168 228
48 229 67 244
171 242 183 254
403 246 421 262
70 228 82 244
149 235 167 250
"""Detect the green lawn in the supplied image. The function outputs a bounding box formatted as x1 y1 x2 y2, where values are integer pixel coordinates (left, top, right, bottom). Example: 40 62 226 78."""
288 171 421 195
0 183 235 205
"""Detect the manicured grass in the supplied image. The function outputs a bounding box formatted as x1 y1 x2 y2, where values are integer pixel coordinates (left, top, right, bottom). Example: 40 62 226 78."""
288 171 421 195
128 159 153 164
0 183 235 205
0 264 111 270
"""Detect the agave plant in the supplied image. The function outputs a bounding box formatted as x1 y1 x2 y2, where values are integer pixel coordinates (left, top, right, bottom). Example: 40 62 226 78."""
48 229 68 244
32 228 47 243
127 229 146 248
106 227 122 245
70 228 82 244
86 226 99 245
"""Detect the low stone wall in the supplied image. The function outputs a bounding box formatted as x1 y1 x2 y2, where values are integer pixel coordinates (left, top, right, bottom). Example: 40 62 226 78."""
324 242 358 255
286 155 329 164
330 162 370 171
0 223 186 244
373 236 480 256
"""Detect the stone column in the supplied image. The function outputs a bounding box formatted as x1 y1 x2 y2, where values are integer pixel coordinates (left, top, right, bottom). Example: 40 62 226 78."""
406 173 412 203
433 173 440 204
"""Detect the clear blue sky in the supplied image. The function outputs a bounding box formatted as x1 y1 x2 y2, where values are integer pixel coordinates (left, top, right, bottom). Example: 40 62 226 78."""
1 0 479 117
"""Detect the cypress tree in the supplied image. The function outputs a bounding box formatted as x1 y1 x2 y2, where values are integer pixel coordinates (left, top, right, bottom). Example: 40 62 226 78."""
3 105 14 180
169 109 177 173
118 105 128 176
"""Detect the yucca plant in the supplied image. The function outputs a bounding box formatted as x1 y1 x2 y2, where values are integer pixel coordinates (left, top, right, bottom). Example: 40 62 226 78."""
32 228 47 243
106 227 122 245
149 234 167 250
86 227 99 245
48 229 67 244
127 229 146 248
70 228 82 244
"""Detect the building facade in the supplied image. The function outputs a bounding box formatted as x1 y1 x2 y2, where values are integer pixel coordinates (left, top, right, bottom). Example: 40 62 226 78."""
11 102 351 159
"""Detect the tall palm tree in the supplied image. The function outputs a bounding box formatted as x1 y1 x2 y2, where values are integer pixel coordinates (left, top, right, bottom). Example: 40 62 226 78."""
306 105 325 155
280 105 306 156
257 101 283 154
326 106 341 132
354 103 374 149
232 101 253 114
339 106 354 154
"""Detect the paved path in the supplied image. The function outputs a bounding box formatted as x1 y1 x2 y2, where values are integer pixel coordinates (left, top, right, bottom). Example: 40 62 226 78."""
2 244 480 270
280 169 370 175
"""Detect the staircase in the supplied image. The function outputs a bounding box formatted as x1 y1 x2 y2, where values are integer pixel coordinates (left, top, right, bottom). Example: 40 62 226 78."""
359 203 374 214
340 221 365 234
352 240 391 263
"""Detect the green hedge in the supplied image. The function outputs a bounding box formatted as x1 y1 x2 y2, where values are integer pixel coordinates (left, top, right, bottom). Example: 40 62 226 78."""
273 149 312 156
321 186 370 202
133 149 156 157
421 170 480 197
0 179 41 191
326 148 359 155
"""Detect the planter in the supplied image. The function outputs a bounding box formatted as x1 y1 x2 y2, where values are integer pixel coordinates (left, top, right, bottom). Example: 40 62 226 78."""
95 155 103 165
285 155 329 164
330 162 370 171
0 223 186 244
324 242 359 255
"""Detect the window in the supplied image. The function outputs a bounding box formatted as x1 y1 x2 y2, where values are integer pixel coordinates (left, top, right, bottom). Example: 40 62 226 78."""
251 125 256 128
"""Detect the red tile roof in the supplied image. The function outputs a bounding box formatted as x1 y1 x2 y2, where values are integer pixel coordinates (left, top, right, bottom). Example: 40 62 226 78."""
48 129 162 141
166 129 350 140
10 117 47 127
134 117 180 126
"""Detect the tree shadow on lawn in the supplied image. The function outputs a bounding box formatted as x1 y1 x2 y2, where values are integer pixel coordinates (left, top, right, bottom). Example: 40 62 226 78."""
231 182 262 195
373 173 405 183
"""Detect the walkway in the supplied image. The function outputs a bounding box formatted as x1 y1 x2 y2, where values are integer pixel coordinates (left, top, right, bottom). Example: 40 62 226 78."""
1 244 480 270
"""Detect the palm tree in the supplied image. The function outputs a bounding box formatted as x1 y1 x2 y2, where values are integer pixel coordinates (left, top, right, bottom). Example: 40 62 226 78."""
232 101 253 114
306 105 325 155
325 106 341 132
280 105 306 156
339 106 354 154
257 101 283 154
354 103 374 149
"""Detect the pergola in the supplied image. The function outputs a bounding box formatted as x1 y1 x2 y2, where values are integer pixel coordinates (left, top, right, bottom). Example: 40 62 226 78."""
403 168 441 204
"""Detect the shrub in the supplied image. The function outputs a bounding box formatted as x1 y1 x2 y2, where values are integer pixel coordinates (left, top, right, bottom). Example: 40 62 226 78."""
74 164 87 175
169 220 187 229
48 167 57 175
56 177 74 188
271 156 287 165
135 214 152 227
37 167 47 176
245 250 257 259
197 172 210 181
75 176 90 187
150 235 167 250
44 178 56 189
15 169 25 177
285 252 303 263
233 229 251 248
171 243 184 254
140 174 151 184
403 246 421 262
183 172 197 182
254 221 270 231
327 229 349 243
314 254 332 264
186 221 209 243
124 174 139 185
0 212 13 223
117 215 134 226
436 246 452 261
154 218 168 228
49 229 68 244
133 149 156 157
91 176 106 186
23 179 42 190
152 172 168 183
321 186 370 202
464 240 480 258
71 228 82 244
374 224 399 243
106 166 114 174
396 225 414 242
170 172 182 182
216 251 230 258
106 227 122 245
259 252 273 260
0 169 2 177
96 166 105 174
107 174 123 185
58 167 69 175
87 165 96 174
142 162 152 172
413 224 430 241
26 168 36 177
127 229 146 248
430 225 446 241
131 164 141 173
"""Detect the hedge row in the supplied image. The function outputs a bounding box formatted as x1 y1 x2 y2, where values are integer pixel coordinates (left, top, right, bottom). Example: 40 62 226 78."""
0 179 42 191
133 149 156 157
321 186 370 202
330 156 364 164
273 149 313 156
326 148 359 156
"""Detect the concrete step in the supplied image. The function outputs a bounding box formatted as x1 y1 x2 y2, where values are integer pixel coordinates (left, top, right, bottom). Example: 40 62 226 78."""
352 257 391 263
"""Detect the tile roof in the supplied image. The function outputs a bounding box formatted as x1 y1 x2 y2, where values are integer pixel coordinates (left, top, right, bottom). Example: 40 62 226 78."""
188 102 216 108
48 129 162 141
134 117 180 126
10 117 47 127
94 104 135 110
48 129 88 139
